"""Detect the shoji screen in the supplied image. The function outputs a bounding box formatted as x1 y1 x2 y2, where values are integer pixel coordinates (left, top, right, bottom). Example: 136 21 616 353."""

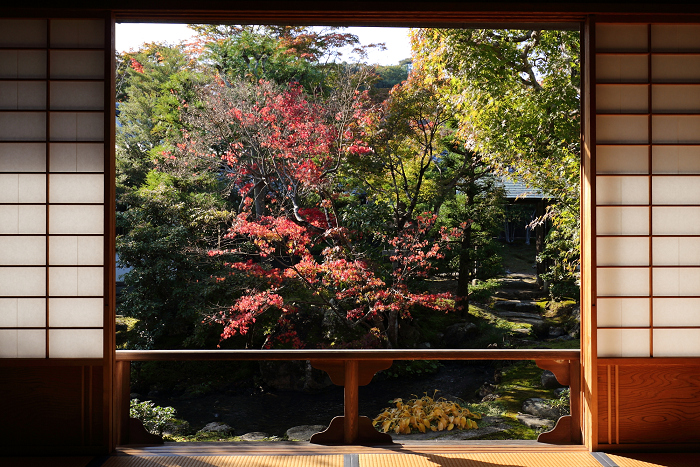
0 18 106 359
596 23 700 358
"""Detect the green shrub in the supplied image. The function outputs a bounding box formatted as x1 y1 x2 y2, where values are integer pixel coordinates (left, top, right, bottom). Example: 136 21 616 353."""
129 399 177 436
468 279 501 303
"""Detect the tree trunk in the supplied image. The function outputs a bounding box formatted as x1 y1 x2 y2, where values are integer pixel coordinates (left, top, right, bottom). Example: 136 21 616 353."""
456 225 472 319
253 178 266 218
387 308 399 348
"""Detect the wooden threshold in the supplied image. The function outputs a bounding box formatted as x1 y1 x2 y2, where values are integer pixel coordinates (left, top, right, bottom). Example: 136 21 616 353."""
114 440 589 456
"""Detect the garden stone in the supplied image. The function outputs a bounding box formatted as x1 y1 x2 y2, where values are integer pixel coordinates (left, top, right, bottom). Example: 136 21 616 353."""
522 398 561 420
548 326 566 338
240 432 269 441
517 413 554 430
554 387 568 397
541 370 563 389
286 425 326 441
199 422 233 434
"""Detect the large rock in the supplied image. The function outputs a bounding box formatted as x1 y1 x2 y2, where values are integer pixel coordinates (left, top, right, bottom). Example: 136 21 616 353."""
541 370 563 389
442 322 478 348
286 425 326 441
517 413 554 430
198 422 233 434
522 398 561 420
239 432 269 441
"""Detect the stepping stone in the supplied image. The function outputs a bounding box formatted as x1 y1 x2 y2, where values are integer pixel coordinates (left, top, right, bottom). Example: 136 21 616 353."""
517 413 554 430
493 300 540 313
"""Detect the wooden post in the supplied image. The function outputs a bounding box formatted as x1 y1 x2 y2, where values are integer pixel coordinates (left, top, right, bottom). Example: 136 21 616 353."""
344 360 359 444
114 360 131 445
309 359 394 445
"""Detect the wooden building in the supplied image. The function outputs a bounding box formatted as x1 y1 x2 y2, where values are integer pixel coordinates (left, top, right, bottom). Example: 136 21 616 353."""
2 0 700 455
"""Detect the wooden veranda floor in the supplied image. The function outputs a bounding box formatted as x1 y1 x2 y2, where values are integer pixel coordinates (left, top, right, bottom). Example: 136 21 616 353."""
4 442 700 467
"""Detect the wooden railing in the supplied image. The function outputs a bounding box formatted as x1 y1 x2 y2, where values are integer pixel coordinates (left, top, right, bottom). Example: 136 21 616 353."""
115 349 581 446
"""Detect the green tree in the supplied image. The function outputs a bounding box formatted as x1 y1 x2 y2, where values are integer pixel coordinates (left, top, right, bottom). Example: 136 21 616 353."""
412 28 581 288
117 171 235 349
115 43 200 195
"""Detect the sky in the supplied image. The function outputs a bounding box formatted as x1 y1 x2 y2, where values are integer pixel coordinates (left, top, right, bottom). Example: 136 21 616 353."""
115 23 412 66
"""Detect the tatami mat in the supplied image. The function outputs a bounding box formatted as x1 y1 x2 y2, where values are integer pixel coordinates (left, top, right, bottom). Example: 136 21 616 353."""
100 455 343 467
361 453 603 467
98 452 604 467
7 449 700 467
608 454 700 467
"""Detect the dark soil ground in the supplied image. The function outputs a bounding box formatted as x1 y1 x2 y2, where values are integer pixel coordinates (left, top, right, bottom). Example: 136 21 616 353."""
147 361 496 437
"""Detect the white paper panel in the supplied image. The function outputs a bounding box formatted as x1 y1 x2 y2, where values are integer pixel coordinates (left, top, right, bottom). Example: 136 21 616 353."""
50 143 104 172
0 329 45 358
49 298 102 328
49 174 103 204
597 267 649 296
49 205 103 234
596 85 648 113
653 176 700 204
597 329 650 357
652 55 700 83
0 330 18 357
0 298 17 326
652 85 700 113
652 207 700 235
0 82 46 110
0 205 46 234
652 25 700 52
49 112 104 142
49 236 103 265
18 205 46 234
49 329 102 358
652 116 700 143
596 55 648 83
50 51 104 79
0 19 46 47
653 237 700 265
0 237 45 265
17 329 46 358
653 329 700 356
0 298 44 329
653 146 700 174
596 115 648 144
0 112 45 141
597 298 650 327
17 298 45 327
19 174 46 203
48 267 76 296
0 174 41 203
50 82 104 111
653 267 700 296
596 24 648 52
48 267 103 296
654 298 700 326
597 237 649 266
596 145 648 174
596 176 648 205
596 207 649 235
0 267 45 296
0 143 45 172
0 174 18 202
0 51 46 79
50 19 104 48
